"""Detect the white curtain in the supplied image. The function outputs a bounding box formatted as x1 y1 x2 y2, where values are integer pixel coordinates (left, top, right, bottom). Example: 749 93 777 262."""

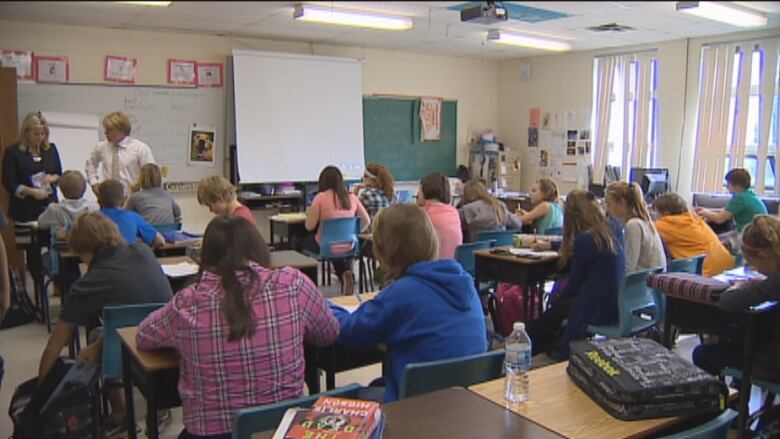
592 56 617 184
756 40 779 195
631 53 655 169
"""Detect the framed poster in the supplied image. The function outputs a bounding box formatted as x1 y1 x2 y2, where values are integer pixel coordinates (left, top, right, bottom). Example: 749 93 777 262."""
419 97 442 141
35 56 69 83
104 55 137 84
0 50 34 80
197 62 223 87
188 124 216 167
168 59 197 86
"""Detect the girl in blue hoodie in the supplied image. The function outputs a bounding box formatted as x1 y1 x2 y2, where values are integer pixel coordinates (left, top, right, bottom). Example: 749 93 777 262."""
329 203 487 402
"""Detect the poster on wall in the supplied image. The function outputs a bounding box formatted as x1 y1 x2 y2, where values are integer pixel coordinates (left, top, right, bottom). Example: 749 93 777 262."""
104 55 137 84
528 128 538 147
0 50 34 80
35 56 69 83
197 62 223 87
188 124 216 167
419 97 442 141
529 107 541 129
168 59 197 86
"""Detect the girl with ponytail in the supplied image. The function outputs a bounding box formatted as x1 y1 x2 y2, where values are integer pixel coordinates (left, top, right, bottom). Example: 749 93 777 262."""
606 181 666 272
137 215 339 438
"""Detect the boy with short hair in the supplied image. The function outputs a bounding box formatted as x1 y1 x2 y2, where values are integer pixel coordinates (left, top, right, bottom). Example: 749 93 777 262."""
696 168 768 232
38 170 98 236
98 179 165 247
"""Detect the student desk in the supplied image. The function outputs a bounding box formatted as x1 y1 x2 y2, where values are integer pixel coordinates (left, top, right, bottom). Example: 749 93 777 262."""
251 387 564 439
474 247 559 322
239 193 305 212
268 213 307 250
658 291 777 438
470 362 707 439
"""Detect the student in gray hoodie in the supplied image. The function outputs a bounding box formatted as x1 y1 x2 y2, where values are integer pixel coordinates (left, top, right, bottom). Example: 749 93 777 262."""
38 170 98 236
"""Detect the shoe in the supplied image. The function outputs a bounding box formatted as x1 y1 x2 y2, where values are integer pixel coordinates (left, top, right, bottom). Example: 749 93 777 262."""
153 409 172 435
103 413 141 439
341 271 355 295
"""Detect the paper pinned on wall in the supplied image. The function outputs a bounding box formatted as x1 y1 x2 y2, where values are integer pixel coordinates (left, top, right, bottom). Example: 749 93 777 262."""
580 107 592 130
541 112 551 130
529 107 541 129
539 130 552 148
552 112 562 130
559 161 580 182
564 108 576 128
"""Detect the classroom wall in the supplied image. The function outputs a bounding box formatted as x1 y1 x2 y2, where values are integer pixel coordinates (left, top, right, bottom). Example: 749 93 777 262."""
499 28 780 200
0 20 500 232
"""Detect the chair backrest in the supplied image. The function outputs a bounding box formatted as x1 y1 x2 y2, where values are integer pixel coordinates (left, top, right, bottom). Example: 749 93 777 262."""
102 303 166 380
657 409 738 439
320 217 360 258
153 222 183 233
454 240 495 276
616 268 664 336
232 383 362 439
476 229 521 247
398 350 506 400
666 255 705 275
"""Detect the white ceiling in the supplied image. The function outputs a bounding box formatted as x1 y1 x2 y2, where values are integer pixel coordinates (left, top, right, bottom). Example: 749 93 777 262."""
1 1 779 60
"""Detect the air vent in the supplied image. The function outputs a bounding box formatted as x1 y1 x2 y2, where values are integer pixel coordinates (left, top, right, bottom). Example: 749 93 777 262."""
587 23 635 33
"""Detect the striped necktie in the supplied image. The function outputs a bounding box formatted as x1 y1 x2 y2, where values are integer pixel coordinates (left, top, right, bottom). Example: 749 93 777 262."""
111 143 121 180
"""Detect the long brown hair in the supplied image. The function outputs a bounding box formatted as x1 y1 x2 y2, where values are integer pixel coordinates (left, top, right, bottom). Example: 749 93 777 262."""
365 163 395 200
606 181 653 223
742 215 780 258
373 204 438 282
559 190 618 268
462 180 507 223
536 178 560 203
420 172 451 204
319 166 351 210
199 215 272 341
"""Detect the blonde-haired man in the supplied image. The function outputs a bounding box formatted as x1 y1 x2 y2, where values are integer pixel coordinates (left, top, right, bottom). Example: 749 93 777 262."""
85 111 155 196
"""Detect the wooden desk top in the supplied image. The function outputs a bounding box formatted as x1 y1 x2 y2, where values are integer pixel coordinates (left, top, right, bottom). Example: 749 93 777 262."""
117 326 179 372
469 362 683 439
252 387 563 439
158 250 318 271
269 213 306 223
474 246 559 265
240 194 303 201
329 292 378 308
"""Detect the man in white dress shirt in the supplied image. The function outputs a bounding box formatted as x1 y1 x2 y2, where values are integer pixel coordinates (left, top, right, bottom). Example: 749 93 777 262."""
85 111 155 196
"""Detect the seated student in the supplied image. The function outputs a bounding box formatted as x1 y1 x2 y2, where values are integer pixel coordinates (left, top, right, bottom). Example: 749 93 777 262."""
329 204 487 402
606 181 666 273
527 190 625 359
653 193 735 276
696 168 768 232
126 163 181 226
453 164 471 204
516 178 563 235
137 215 339 439
38 170 98 237
98 179 165 247
304 166 370 294
197 175 256 226
37 213 173 433
353 162 396 219
459 180 522 242
693 215 780 383
417 172 462 259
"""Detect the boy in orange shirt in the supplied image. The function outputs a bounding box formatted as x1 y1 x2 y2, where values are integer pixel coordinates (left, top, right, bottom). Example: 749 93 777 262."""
653 193 735 276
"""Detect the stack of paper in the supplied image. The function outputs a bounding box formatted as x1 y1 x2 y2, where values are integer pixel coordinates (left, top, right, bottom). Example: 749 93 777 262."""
161 262 199 278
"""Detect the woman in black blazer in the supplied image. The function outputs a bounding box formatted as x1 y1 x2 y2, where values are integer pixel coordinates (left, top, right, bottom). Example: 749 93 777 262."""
2 113 62 222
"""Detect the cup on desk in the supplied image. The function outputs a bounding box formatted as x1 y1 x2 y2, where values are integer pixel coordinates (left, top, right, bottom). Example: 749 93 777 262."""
513 234 537 248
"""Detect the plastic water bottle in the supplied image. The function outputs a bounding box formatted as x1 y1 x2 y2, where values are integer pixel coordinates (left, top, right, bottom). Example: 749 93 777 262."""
504 322 532 404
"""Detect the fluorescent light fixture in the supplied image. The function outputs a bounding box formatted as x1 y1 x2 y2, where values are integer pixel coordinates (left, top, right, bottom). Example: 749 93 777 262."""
676 1 767 27
293 4 413 31
115 1 173 6
486 30 571 52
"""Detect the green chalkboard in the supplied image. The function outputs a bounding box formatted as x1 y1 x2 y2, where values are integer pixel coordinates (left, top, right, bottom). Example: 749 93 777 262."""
363 97 457 181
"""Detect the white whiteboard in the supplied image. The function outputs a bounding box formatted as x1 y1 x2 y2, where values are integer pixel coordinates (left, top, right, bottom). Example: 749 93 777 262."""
232 49 364 183
43 111 99 204
18 83 226 183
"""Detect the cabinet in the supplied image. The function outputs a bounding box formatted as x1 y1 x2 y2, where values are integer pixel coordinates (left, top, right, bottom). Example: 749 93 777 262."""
0 68 24 267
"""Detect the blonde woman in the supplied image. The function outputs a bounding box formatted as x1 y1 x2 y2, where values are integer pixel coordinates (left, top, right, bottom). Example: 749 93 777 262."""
459 180 522 242
605 181 666 273
2 112 62 222
527 190 624 359
516 178 563 235
126 163 181 225
329 204 486 402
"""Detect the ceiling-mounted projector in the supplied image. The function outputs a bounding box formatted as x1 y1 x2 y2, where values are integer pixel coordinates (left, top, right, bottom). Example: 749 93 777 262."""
460 1 508 25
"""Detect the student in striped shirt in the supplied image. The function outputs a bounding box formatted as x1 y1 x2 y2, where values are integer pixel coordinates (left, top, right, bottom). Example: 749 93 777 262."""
137 215 339 439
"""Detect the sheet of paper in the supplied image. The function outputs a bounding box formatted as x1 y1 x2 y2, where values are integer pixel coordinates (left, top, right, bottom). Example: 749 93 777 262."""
564 109 576 128
161 262 199 278
508 248 558 258
538 130 552 148
342 305 360 313
559 162 580 182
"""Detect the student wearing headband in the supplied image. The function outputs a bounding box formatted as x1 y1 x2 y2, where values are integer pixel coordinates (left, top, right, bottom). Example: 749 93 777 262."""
353 163 396 220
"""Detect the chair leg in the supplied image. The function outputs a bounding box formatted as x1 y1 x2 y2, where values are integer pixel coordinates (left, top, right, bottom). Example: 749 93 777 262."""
358 258 366 295
42 278 52 333
326 261 332 286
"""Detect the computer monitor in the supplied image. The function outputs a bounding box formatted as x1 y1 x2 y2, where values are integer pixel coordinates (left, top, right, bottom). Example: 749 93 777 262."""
630 168 670 200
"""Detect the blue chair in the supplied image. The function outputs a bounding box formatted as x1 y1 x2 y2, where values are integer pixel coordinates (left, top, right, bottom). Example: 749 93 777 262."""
454 240 495 278
232 383 362 439
587 268 664 338
477 229 521 247
667 255 705 275
398 350 506 400
153 222 182 233
656 409 738 439
303 218 360 287
102 303 166 382
722 367 780 430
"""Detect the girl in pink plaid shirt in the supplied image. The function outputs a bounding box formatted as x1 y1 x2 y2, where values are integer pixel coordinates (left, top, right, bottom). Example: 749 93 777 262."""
137 215 339 438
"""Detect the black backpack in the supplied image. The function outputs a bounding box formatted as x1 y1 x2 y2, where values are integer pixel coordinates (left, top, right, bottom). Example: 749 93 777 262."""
9 357 100 439
0 265 37 329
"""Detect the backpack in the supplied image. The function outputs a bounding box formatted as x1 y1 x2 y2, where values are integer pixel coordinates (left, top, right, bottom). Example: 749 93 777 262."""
9 357 100 439
493 283 543 337
0 265 37 330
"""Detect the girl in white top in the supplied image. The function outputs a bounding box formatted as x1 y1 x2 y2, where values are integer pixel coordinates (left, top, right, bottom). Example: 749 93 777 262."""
605 181 666 273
